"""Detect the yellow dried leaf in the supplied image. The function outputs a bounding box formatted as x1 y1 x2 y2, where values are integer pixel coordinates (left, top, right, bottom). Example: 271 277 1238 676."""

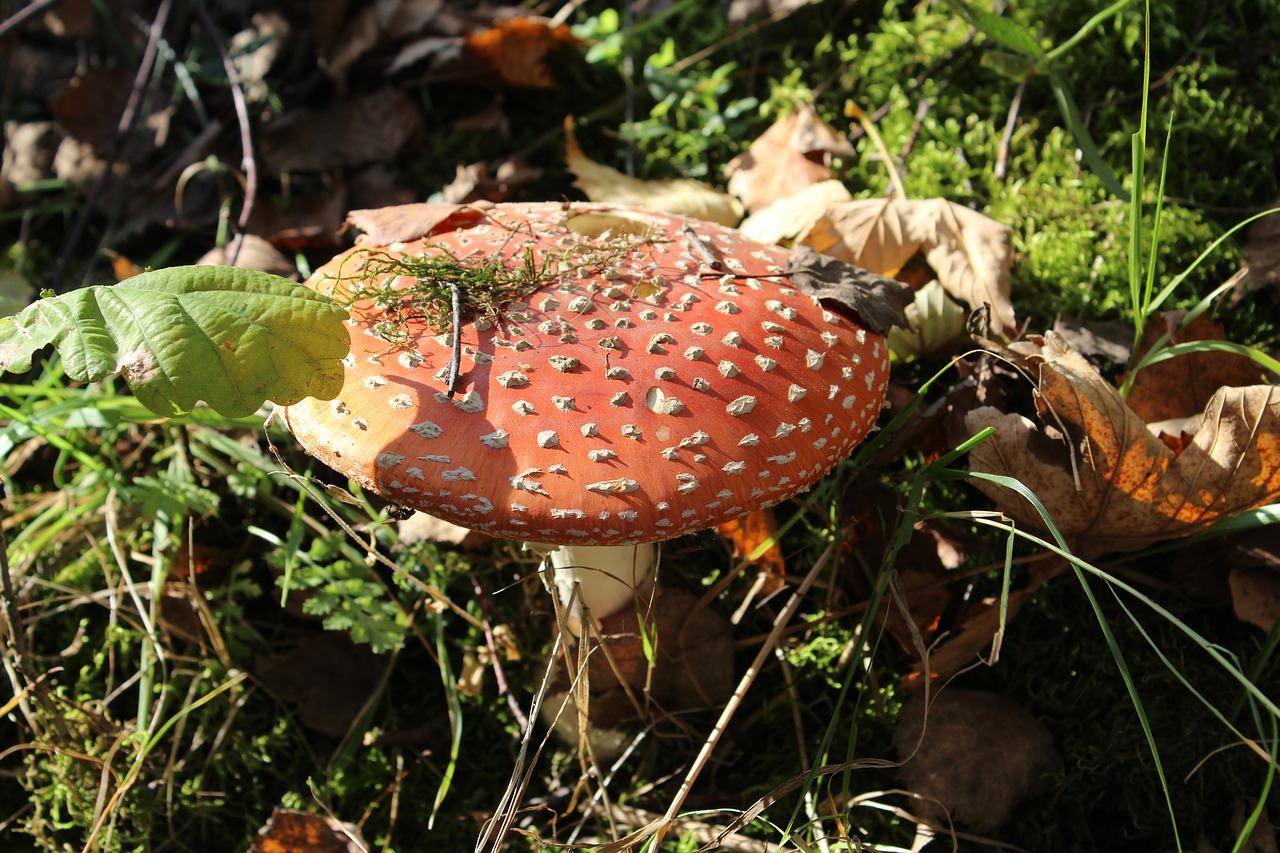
967 332 1280 556
887 280 969 361
564 122 743 226
799 197 1016 336
738 179 853 245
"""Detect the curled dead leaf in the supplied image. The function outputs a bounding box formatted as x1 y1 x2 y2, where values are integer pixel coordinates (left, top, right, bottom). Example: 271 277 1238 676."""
968 332 1280 556
799 197 1016 336
886 280 969 361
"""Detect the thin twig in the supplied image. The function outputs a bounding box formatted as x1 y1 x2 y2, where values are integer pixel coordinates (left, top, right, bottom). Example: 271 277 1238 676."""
995 77 1027 181
641 540 839 851
0 0 60 39
196 0 258 266
51 0 173 289
446 281 463 397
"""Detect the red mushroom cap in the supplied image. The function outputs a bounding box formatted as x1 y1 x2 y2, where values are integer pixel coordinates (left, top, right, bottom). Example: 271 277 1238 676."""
284 203 889 545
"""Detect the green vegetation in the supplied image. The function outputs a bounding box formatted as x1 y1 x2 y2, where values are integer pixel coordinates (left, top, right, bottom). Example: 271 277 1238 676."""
3 0 1279 851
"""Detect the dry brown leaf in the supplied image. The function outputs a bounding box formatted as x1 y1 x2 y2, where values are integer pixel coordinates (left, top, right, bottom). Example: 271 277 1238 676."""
254 633 382 737
1242 204 1280 293
893 689 1060 833
346 202 490 245
738 179 852 245
725 105 853 213
906 584 1038 685
198 235 297 278
397 512 491 548
799 197 1016 336
1124 312 1262 428
1229 567 1280 631
565 121 743 226
441 158 542 204
259 88 425 172
246 177 348 251
252 809 367 853
967 332 1280 556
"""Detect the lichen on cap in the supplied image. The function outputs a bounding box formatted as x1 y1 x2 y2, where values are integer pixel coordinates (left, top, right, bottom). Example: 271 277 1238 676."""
284 202 892 545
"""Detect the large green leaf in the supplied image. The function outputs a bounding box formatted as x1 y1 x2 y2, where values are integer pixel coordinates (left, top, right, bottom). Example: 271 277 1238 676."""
0 265 350 418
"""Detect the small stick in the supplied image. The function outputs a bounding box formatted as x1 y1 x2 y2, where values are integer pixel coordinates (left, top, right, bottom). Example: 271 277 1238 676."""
196 0 257 266
446 280 463 397
680 224 724 271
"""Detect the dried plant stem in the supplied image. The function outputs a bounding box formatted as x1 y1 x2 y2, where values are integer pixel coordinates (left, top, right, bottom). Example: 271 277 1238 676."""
196 0 258 264
847 101 908 200
0 0 59 37
446 281 463 397
52 0 173 288
645 540 838 850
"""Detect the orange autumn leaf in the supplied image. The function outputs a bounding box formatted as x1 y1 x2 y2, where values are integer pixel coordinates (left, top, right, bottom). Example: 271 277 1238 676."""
1123 312 1262 430
967 332 1280 557
463 18 579 89
717 508 786 577
252 809 366 853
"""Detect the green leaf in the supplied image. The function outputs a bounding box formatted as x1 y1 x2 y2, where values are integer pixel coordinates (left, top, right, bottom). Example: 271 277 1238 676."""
1048 69 1130 201
0 265 349 418
949 0 1044 58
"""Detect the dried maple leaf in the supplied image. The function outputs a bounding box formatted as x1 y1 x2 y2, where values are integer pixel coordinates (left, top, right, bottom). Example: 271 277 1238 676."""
1123 312 1262 430
799 197 1016 336
725 105 853 213
565 121 743 226
967 332 1280 556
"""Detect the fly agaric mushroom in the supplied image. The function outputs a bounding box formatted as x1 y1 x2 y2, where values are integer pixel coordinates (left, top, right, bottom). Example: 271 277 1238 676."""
284 202 901 632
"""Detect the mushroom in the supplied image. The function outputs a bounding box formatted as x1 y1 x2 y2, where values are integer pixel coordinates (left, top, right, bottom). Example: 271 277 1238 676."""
283 202 894 634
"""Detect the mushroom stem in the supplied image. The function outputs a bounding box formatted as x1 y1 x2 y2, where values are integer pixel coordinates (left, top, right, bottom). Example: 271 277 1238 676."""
543 543 656 634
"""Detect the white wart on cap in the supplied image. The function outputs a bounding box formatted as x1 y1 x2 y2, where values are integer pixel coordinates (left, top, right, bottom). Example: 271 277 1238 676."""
284 203 890 545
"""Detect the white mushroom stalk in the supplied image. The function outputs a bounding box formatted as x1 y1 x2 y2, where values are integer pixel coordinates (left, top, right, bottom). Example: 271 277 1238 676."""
283 202 895 633
543 542 656 634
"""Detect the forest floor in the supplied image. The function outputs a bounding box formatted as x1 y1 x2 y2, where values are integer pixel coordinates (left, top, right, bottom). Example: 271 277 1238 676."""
2 1 1280 851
